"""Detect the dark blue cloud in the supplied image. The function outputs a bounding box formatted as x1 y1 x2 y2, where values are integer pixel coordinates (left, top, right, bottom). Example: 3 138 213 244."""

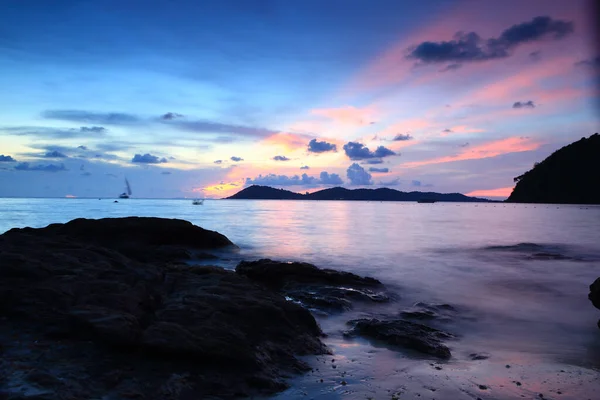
230 156 244 162
167 119 279 139
529 50 541 61
161 112 184 120
214 160 223 164
460 142 470 147
4 125 107 139
131 153 168 164
273 155 290 161
300 165 310 169
513 100 535 109
43 110 139 125
319 171 343 185
343 142 396 160
412 180 433 188
369 167 389 173
347 163 372 185
14 162 67 172
77 145 88 150
443 128 452 133
364 159 384 164
44 150 67 158
440 63 462 72
307 138 337 153
408 16 574 65
575 56 600 69
0 155 16 162
392 134 413 141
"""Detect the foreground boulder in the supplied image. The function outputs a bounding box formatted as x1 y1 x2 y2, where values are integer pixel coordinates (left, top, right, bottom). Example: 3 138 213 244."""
0 218 327 399
344 318 454 359
236 259 388 312
590 277 600 329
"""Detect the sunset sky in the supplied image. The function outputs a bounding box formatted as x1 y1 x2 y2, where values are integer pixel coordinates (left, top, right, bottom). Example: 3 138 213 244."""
0 0 598 199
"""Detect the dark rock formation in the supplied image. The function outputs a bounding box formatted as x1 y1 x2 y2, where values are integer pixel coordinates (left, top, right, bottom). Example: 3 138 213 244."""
400 302 457 322
344 318 454 359
508 133 600 204
227 185 493 202
590 277 600 329
236 259 388 312
0 218 327 399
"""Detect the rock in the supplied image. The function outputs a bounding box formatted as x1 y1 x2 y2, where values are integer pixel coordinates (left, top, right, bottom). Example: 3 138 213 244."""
236 259 388 312
0 218 327 399
344 318 453 359
400 302 457 322
589 277 600 328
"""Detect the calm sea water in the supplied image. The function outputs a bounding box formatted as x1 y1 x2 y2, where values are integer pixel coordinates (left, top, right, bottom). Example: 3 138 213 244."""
1 198 600 399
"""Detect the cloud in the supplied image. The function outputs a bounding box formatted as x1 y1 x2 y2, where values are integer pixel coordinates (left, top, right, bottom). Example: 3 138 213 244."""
167 119 280 139
300 165 310 170
161 112 184 120
44 150 67 158
319 171 343 185
412 180 422 187
411 180 433 188
3 125 107 139
311 106 375 126
272 155 290 161
77 145 88 150
14 162 67 172
408 16 574 65
131 153 168 164
246 171 343 186
369 167 389 173
529 50 541 61
307 138 337 153
79 126 106 133
364 159 384 164
440 63 462 72
343 142 396 160
346 163 373 185
81 172 92 177
404 136 540 168
43 110 139 124
379 178 400 186
0 155 16 162
513 100 535 109
214 160 223 164
575 56 600 69
230 156 244 162
466 187 514 198
392 134 413 141
443 129 453 133
460 142 470 147
161 171 172 175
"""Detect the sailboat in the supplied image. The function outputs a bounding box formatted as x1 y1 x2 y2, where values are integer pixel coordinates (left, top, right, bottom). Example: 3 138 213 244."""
119 178 132 199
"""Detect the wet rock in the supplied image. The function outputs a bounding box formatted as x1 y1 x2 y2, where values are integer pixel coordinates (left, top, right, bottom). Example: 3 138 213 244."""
400 302 457 322
0 218 327 399
344 318 453 359
469 353 490 360
236 259 388 312
590 277 600 328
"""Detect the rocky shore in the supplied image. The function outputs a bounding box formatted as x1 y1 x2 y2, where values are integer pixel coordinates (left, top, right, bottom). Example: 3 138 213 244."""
0 217 456 399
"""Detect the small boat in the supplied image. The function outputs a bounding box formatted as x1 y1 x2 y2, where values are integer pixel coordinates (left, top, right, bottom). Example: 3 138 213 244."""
417 199 436 203
119 178 132 199
192 199 204 205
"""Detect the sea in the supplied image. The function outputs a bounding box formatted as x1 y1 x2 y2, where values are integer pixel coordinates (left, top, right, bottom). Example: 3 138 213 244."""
1 198 600 400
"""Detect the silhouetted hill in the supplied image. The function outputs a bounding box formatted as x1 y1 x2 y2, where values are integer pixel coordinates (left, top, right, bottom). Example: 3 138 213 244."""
226 185 492 202
508 133 600 204
227 185 304 200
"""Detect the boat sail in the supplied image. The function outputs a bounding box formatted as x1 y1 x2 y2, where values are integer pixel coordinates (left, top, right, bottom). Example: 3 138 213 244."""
119 178 132 199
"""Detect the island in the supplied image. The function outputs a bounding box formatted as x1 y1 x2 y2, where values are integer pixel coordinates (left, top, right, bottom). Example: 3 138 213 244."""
226 185 493 202
508 133 600 204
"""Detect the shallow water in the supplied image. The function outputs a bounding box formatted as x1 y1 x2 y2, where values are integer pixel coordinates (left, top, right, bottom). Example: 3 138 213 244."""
1 198 599 399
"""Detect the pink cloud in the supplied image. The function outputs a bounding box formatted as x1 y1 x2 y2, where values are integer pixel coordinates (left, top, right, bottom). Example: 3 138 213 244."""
466 187 514 198
403 136 542 168
311 106 377 126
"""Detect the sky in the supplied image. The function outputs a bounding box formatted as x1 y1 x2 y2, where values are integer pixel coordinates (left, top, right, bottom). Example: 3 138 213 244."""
0 0 598 199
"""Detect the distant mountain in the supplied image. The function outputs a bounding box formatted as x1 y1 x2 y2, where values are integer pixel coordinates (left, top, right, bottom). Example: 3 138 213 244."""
508 133 600 204
226 185 492 202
